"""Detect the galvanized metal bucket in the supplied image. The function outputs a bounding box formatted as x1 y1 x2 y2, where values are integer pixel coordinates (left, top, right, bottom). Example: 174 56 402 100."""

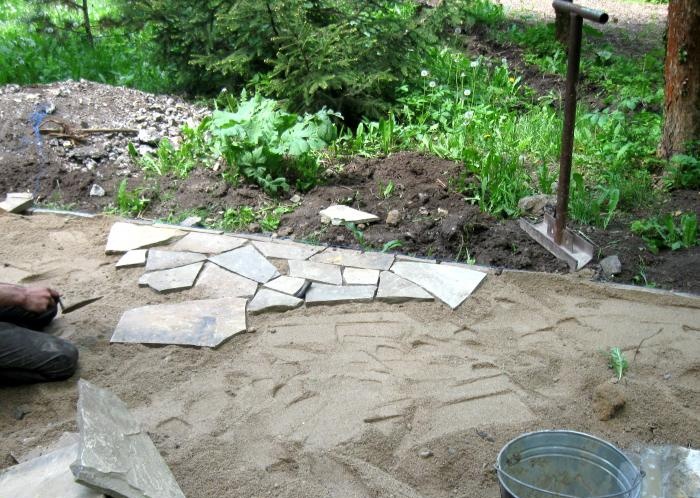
496 430 644 498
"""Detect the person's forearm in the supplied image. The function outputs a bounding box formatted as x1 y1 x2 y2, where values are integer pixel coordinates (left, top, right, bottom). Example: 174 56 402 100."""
0 283 26 308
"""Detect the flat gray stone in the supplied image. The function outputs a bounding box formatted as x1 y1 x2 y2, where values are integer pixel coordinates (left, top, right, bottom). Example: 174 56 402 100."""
396 254 438 264
170 232 246 253
343 267 379 285
376 271 434 303
305 283 376 305
16 432 80 463
252 239 323 260
391 261 486 309
105 222 184 254
264 276 310 297
115 249 147 268
152 222 223 234
600 255 622 276
195 263 258 298
319 205 379 225
0 443 103 498
288 260 343 285
311 247 394 271
145 249 206 271
111 297 247 347
248 289 303 315
0 192 34 213
140 262 203 293
209 246 279 283
70 380 186 498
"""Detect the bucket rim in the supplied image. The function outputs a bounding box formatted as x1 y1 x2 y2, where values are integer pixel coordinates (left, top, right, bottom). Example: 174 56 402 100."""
496 430 644 498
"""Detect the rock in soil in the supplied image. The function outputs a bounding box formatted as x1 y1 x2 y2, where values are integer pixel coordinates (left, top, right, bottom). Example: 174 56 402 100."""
600 255 622 277
592 382 626 421
517 194 556 216
386 209 401 226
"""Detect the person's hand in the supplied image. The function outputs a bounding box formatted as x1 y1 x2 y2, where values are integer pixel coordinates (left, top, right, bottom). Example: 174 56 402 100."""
20 287 60 313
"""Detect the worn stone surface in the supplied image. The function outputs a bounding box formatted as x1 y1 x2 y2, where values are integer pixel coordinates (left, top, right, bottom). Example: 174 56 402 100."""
194 263 258 298
391 261 486 309
140 262 203 293
16 432 79 463
288 260 343 285
592 382 626 421
517 194 556 216
386 209 401 226
152 223 223 235
179 216 202 228
311 247 394 271
305 283 376 305
376 271 434 303
600 255 622 276
248 289 303 315
209 245 280 283
105 222 184 254
111 297 247 347
396 254 438 264
264 276 310 297
343 267 380 285
70 380 186 498
170 232 246 254
0 443 103 498
115 249 147 268
252 239 323 260
319 205 380 225
145 249 206 271
0 192 34 213
89 184 105 197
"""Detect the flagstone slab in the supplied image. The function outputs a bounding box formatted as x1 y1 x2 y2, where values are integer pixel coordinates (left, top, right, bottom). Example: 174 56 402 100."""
391 262 486 309
343 267 380 285
0 443 103 498
288 260 343 285
139 262 203 293
208 246 279 283
320 205 379 225
115 249 147 268
248 289 303 315
396 254 438 264
0 192 34 213
170 232 246 254
264 276 310 297
311 247 394 271
145 250 206 271
376 271 434 303
70 380 186 498
305 283 376 305
194 263 258 298
111 297 247 347
153 222 223 234
105 222 184 254
252 239 323 260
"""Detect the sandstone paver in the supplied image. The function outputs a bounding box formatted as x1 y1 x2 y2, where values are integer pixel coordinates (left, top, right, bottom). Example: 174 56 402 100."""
194 262 258 298
208 246 280 283
311 247 394 271
376 271 434 303
252 239 323 260
139 262 203 293
305 283 376 305
105 222 183 254
320 205 379 225
170 232 246 254
115 249 147 268
145 249 206 271
248 289 304 315
288 260 343 285
264 276 310 297
343 267 380 285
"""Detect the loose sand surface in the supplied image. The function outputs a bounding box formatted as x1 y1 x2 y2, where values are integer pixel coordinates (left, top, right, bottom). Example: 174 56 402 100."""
1 212 699 497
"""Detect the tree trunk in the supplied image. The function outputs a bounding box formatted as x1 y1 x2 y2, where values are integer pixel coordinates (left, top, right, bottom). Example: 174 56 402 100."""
81 0 94 47
660 0 700 158
555 9 570 45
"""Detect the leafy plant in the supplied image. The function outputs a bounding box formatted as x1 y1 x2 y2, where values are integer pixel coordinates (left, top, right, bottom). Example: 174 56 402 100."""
217 204 294 232
381 240 403 253
380 180 396 199
344 222 368 250
665 154 700 190
569 173 620 229
631 213 698 254
608 347 629 381
111 179 149 217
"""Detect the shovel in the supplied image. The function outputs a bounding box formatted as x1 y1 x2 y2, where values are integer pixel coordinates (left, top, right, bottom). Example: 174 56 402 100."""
520 0 608 271
57 296 103 314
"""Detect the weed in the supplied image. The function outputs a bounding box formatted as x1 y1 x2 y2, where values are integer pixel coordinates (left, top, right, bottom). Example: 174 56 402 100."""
631 213 698 253
108 179 150 217
344 222 368 250
381 240 403 253
665 154 700 190
217 204 294 233
380 180 396 199
608 347 629 381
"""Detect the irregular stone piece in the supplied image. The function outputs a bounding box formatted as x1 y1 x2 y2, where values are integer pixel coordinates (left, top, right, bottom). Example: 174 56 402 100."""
288 260 342 285
16 432 79 463
311 247 394 271
264 276 310 297
179 216 202 228
517 194 556 216
248 289 303 315
115 250 147 268
209 246 279 283
343 267 380 285
396 254 438 264
105 222 183 254
252 240 323 260
170 232 246 254
376 271 434 303
146 249 205 271
391 261 486 309
194 263 258 298
111 297 247 347
70 380 186 498
305 283 376 305
600 255 622 277
0 192 34 213
140 262 203 293
319 205 380 225
0 443 102 498
89 184 105 197
152 223 223 235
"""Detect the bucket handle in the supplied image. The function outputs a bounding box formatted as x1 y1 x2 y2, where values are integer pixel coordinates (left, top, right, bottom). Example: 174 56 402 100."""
495 464 645 498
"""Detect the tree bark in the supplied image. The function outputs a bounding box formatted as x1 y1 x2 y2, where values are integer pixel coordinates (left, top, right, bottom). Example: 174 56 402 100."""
81 0 94 47
660 0 700 158
555 9 570 45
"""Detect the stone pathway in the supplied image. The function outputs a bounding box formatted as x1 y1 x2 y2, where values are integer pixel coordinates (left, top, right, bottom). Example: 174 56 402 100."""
107 221 487 347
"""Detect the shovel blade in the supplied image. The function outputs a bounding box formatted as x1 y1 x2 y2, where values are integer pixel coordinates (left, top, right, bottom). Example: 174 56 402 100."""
520 213 594 271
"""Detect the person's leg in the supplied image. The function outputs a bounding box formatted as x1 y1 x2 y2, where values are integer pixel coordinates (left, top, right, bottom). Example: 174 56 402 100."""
0 304 58 331
0 322 78 385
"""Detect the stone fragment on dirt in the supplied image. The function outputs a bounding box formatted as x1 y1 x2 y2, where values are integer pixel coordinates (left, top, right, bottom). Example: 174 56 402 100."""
264 276 310 297
343 267 380 285
104 222 184 254
305 283 376 305
376 271 434 303
247 288 303 315
208 245 280 283
592 382 626 421
319 205 380 225
311 247 394 271
111 297 247 347
252 239 324 260
386 209 401 226
517 194 557 216
115 249 147 268
145 249 206 271
70 380 186 498
88 184 105 197
170 232 246 254
0 192 34 213
288 260 343 285
600 255 622 277
136 128 160 145
179 216 202 228
140 262 203 293
194 262 258 298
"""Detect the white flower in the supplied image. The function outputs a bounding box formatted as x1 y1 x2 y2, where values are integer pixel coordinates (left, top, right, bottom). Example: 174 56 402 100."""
501 57 508 65
428 80 437 88
463 89 471 96
454 26 462 35
460 72 466 78
464 110 475 120
220 87 228 93
470 60 479 68
421 69 429 77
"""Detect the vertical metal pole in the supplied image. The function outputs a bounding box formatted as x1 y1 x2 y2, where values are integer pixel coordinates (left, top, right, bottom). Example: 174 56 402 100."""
554 13 583 245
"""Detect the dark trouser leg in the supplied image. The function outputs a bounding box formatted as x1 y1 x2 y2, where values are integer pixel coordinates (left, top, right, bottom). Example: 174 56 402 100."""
0 304 58 331
0 322 78 385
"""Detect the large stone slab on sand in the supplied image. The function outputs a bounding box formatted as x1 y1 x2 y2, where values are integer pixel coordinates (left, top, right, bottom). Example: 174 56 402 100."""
0 192 34 213
311 247 394 271
376 271 433 303
248 289 303 315
305 283 376 305
105 222 184 254
194 263 258 298
391 261 486 309
111 297 247 347
319 205 379 225
70 380 186 498
343 267 379 285
170 232 247 254
264 276 310 297
115 249 147 268
140 262 203 293
145 250 206 271
252 239 323 260
0 443 103 498
288 260 343 285
208 246 279 283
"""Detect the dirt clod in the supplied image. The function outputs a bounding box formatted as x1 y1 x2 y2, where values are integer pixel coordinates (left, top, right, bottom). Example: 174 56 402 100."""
592 382 626 421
